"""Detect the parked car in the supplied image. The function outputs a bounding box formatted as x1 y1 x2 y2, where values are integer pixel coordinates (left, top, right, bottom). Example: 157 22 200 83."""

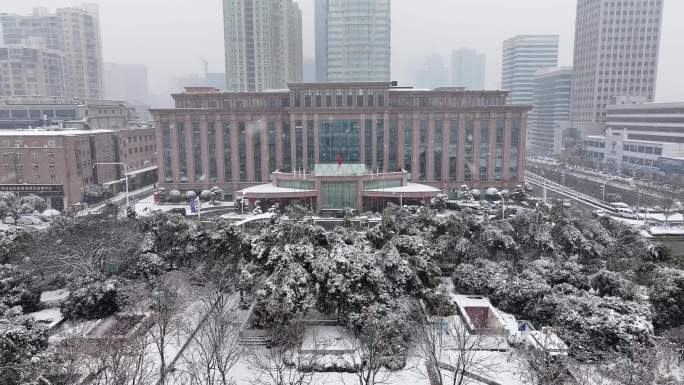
592 209 606 218
168 208 187 216
616 207 637 219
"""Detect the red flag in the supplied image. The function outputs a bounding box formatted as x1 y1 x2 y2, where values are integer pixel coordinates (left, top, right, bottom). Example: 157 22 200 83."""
336 152 344 166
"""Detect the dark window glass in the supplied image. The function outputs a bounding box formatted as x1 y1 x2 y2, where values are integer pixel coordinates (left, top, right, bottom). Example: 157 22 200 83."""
347 93 353 107
464 119 474 182
479 120 489 181
239 123 247 182
365 119 373 168
305 95 312 107
419 120 428 180
253 125 261 182
178 122 188 182
368 94 374 107
389 119 398 171
449 120 458 181
510 119 520 180
283 121 292 172
319 120 361 163
268 121 276 172
495 119 504 181
434 120 443 180
315 94 322 107
357 94 364 107
163 122 173 182
404 119 413 179
208 122 217 182
326 95 332 107
336 94 343 107
223 122 232 181
307 120 315 171
378 95 385 107
295 121 303 171
193 121 203 182
376 119 384 171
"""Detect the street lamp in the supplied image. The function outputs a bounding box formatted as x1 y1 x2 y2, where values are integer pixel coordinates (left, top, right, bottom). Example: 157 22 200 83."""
92 162 129 206
497 191 506 219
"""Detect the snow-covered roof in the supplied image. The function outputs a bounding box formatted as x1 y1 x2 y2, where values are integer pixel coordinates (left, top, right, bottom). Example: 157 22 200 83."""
0 128 114 136
40 288 69 303
527 330 568 356
364 182 441 194
28 308 64 329
238 183 316 195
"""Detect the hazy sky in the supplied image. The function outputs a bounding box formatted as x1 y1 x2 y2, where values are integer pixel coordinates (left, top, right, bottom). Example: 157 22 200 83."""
4 0 684 102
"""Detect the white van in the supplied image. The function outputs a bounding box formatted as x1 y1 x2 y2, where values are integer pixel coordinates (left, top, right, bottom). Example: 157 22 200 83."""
610 202 630 209
616 207 637 219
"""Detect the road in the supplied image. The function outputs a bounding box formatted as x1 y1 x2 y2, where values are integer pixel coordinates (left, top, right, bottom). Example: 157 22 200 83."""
524 171 617 212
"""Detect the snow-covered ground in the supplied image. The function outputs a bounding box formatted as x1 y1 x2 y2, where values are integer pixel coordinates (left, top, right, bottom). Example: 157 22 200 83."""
133 193 234 217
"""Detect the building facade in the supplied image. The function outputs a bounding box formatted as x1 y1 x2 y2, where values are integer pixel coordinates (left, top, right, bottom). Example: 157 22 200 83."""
0 5 104 99
583 102 684 176
151 82 529 206
222 0 303 92
0 126 157 209
570 0 664 124
0 96 130 131
451 47 486 90
502 35 559 106
315 0 391 82
530 67 572 156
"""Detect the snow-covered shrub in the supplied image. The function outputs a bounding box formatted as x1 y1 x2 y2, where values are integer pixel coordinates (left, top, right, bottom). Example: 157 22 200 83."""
136 253 165 278
185 190 197 201
199 190 212 201
591 270 638 300
430 194 447 211
424 290 457 316
0 264 40 312
84 184 106 203
0 313 48 369
649 268 684 331
168 190 182 203
61 276 122 320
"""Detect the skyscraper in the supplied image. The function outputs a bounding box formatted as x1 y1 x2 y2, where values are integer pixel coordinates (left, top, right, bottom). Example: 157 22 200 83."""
223 0 303 92
315 0 391 82
415 53 448 89
570 0 664 123
0 5 104 99
502 35 559 105
451 48 486 90
104 63 149 102
530 67 573 156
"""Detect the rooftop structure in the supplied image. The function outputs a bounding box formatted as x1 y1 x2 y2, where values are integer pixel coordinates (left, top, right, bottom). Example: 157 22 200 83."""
451 294 508 336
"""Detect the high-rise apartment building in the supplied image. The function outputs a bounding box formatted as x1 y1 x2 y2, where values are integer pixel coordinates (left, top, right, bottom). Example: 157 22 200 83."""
315 0 391 82
451 48 486 90
0 37 66 97
530 67 573 156
0 5 104 99
570 0 664 124
222 0 303 92
502 35 559 105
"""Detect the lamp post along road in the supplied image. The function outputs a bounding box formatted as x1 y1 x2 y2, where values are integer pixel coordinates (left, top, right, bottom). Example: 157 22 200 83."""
93 162 129 206
497 192 506 219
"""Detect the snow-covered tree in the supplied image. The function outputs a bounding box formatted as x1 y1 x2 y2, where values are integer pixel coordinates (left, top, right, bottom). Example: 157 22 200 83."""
0 264 40 312
60 276 122 320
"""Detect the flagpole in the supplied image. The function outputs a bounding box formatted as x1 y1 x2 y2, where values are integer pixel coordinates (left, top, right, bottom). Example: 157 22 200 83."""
197 197 201 222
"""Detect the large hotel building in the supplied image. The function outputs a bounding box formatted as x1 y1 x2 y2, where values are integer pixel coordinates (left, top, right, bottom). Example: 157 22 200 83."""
152 82 529 211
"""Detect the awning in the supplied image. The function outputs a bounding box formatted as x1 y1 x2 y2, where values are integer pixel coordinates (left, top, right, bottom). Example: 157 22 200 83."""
362 182 442 197
238 183 317 199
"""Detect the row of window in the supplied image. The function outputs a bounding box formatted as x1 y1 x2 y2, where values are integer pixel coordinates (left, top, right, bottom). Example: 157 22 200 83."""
162 118 522 184
622 156 657 166
623 143 663 154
